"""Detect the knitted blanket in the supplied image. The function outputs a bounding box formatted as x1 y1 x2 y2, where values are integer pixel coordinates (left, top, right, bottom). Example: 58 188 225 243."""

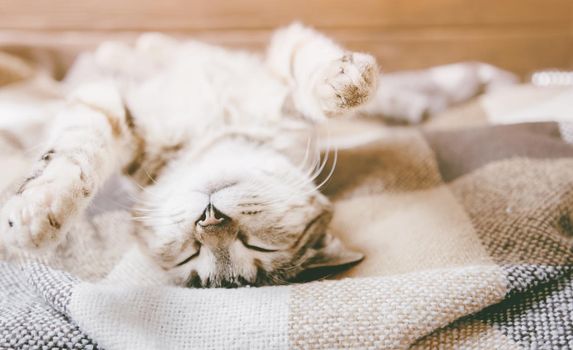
1 52 573 349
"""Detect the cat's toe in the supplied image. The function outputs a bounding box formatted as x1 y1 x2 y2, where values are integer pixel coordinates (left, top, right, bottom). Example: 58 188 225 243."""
0 191 67 250
315 52 378 117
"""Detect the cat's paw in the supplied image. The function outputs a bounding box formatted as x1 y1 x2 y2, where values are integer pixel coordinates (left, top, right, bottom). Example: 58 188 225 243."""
314 52 378 117
0 167 88 250
1 182 79 250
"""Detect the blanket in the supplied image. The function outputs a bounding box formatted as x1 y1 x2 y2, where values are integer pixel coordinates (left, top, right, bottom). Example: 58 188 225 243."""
1 51 573 350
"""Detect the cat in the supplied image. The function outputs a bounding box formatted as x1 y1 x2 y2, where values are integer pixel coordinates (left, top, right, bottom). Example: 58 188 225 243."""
0 23 377 287
0 23 517 287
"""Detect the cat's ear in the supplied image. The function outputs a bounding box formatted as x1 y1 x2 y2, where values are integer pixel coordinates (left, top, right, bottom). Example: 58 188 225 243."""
304 232 364 270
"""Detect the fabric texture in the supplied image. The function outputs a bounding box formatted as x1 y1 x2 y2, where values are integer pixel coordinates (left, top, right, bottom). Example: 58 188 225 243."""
1 50 573 349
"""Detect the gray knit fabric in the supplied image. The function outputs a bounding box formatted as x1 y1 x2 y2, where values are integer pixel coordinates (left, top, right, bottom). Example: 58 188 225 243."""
0 262 99 349
485 271 573 349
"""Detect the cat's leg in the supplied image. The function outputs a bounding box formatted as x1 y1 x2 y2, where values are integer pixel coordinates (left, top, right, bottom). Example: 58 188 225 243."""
96 34 178 81
0 82 134 250
266 23 379 122
67 34 178 92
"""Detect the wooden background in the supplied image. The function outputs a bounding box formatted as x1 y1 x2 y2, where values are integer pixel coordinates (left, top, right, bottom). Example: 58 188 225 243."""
0 0 572 78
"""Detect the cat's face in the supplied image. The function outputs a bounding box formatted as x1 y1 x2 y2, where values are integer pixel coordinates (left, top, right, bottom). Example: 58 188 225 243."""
133 135 363 287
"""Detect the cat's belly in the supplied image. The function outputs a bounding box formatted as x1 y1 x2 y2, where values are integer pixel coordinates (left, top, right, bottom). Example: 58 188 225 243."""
125 60 291 140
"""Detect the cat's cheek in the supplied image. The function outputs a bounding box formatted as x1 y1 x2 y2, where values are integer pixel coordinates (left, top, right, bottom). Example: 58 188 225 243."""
229 241 259 280
166 248 217 287
133 223 193 266
165 258 199 287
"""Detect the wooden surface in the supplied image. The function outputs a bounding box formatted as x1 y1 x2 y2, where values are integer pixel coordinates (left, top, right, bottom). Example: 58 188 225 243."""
0 0 571 77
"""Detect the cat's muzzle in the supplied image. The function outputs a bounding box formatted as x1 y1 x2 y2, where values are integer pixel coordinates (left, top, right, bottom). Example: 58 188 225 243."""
195 204 237 247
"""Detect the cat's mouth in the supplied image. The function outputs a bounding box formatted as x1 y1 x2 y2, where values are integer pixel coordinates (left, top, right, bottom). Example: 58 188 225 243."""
185 274 257 289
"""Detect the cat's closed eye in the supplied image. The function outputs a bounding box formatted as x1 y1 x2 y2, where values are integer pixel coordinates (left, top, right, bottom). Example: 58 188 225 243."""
175 247 201 267
237 232 279 253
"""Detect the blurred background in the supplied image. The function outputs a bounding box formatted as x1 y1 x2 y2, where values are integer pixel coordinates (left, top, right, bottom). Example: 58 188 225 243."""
0 0 571 79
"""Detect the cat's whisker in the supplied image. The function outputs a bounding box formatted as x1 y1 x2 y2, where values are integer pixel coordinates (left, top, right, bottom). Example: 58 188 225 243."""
258 137 338 206
129 178 166 200
131 209 186 220
253 132 322 198
121 189 145 204
294 131 319 176
302 138 322 178
255 139 325 202
131 204 175 213
292 149 338 200
279 258 305 272
87 199 132 213
132 215 175 221
292 134 311 173
138 219 186 228
132 208 185 219
262 140 329 204
307 146 330 184
288 136 327 192
310 126 334 179
142 167 159 185
135 221 186 231
253 176 303 202
251 164 324 205
313 148 338 192
131 216 185 226
301 127 335 187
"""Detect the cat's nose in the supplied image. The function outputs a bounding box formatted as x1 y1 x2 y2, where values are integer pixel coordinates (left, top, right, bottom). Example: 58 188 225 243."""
197 204 230 228
195 204 236 247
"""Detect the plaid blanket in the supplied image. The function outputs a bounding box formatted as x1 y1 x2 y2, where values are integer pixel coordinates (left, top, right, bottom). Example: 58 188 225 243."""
1 52 573 349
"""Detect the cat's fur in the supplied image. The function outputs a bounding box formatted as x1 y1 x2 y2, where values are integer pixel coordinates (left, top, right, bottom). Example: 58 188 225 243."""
1 24 377 287
0 23 517 287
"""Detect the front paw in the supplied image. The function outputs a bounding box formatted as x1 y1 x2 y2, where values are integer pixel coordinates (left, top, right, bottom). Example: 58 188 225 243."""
0 188 75 250
314 52 378 116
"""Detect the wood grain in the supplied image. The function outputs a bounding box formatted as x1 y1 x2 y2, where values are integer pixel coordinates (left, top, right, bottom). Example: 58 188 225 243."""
0 0 571 77
0 0 570 30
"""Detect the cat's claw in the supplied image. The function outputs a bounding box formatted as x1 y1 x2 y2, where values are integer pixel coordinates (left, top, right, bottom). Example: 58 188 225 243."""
314 52 378 117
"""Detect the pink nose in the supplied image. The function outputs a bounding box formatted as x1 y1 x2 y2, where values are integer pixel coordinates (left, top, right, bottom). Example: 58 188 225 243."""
197 204 228 227
195 204 236 247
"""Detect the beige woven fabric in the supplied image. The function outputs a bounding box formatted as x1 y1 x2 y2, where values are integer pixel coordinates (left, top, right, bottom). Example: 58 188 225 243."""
288 266 507 349
1 50 573 349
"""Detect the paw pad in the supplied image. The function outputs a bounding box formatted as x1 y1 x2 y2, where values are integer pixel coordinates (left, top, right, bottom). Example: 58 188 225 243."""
315 52 378 116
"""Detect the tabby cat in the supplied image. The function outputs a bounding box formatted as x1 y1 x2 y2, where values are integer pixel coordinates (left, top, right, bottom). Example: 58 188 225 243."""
0 23 515 287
